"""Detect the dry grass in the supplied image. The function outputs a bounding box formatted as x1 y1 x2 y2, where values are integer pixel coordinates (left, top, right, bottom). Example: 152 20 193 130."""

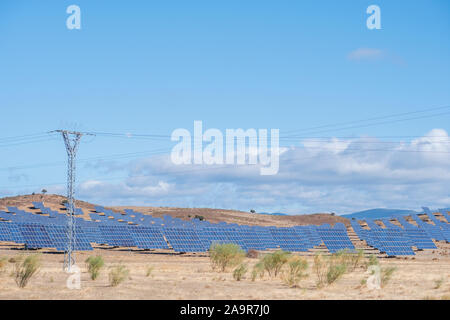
0 246 447 300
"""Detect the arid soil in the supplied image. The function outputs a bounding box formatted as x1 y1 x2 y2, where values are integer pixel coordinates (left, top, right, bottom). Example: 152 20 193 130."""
0 244 449 300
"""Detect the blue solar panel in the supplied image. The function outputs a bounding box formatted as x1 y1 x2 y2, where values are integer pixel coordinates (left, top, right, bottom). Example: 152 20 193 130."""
269 227 309 252
44 225 93 251
99 225 136 247
316 226 355 253
0 221 12 241
128 225 169 249
18 223 53 249
163 227 207 252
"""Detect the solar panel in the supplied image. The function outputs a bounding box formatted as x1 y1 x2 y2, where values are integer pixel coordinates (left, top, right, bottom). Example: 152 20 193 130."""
0 221 12 241
370 229 415 256
99 225 136 247
163 227 207 252
403 228 436 249
7 223 26 244
253 226 278 250
316 226 355 253
18 223 53 249
269 227 308 252
128 226 169 249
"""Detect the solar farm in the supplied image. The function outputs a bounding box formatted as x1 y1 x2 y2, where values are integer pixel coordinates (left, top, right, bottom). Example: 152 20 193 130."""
0 195 449 299
1 201 450 256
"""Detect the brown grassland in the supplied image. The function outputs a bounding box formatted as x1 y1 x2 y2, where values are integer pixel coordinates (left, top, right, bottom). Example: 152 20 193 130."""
0 244 449 300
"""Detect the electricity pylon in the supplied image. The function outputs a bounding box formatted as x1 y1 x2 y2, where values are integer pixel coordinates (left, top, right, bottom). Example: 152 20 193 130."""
54 130 92 271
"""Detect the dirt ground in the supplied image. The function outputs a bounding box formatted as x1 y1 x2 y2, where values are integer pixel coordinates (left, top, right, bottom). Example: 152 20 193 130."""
0 245 449 300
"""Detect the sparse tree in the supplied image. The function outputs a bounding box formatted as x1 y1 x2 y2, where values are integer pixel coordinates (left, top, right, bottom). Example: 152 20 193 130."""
41 189 47 195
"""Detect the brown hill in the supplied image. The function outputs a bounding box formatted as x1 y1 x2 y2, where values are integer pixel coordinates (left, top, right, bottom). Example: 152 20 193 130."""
0 194 350 227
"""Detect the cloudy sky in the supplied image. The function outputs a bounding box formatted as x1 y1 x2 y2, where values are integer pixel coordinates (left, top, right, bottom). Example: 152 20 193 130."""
0 1 449 214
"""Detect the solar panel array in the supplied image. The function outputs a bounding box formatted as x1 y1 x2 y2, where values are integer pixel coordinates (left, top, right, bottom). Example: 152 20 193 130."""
350 208 450 256
0 204 448 256
129 226 169 249
316 223 355 253
163 227 207 252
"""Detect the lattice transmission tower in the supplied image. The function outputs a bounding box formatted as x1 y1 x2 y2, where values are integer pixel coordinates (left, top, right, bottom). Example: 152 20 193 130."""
54 130 92 271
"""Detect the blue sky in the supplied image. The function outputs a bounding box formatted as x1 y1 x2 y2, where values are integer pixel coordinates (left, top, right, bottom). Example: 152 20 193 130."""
0 0 449 214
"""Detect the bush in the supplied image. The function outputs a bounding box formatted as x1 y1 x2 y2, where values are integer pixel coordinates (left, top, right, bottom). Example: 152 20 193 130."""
194 215 205 221
282 256 308 288
233 263 248 281
13 254 41 288
251 262 265 281
260 250 291 278
326 252 348 285
380 267 396 288
348 250 365 271
326 263 347 285
209 243 245 272
334 249 364 272
313 254 328 288
85 256 104 280
109 264 129 287
145 266 154 277
434 277 444 289
313 252 349 287
364 254 379 270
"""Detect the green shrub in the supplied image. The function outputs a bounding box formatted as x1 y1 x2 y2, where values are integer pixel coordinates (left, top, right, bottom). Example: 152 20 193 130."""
109 264 129 287
335 249 364 272
380 267 396 288
13 254 41 288
232 263 248 281
326 263 347 285
314 252 348 287
326 252 348 284
251 261 265 281
364 254 379 270
209 243 245 272
85 255 104 280
434 277 444 289
282 256 308 288
145 266 154 277
261 250 290 277
349 250 365 271
313 254 328 288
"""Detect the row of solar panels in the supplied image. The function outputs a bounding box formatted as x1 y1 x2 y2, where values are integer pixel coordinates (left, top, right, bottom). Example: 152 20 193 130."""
0 219 355 253
0 206 359 253
1 203 449 256
351 211 450 256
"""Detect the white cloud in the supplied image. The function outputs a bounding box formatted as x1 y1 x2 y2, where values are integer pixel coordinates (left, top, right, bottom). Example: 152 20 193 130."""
75 129 450 214
348 48 385 61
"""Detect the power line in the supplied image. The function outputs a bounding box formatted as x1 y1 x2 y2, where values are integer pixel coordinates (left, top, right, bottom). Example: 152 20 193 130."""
282 105 450 136
282 110 450 137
